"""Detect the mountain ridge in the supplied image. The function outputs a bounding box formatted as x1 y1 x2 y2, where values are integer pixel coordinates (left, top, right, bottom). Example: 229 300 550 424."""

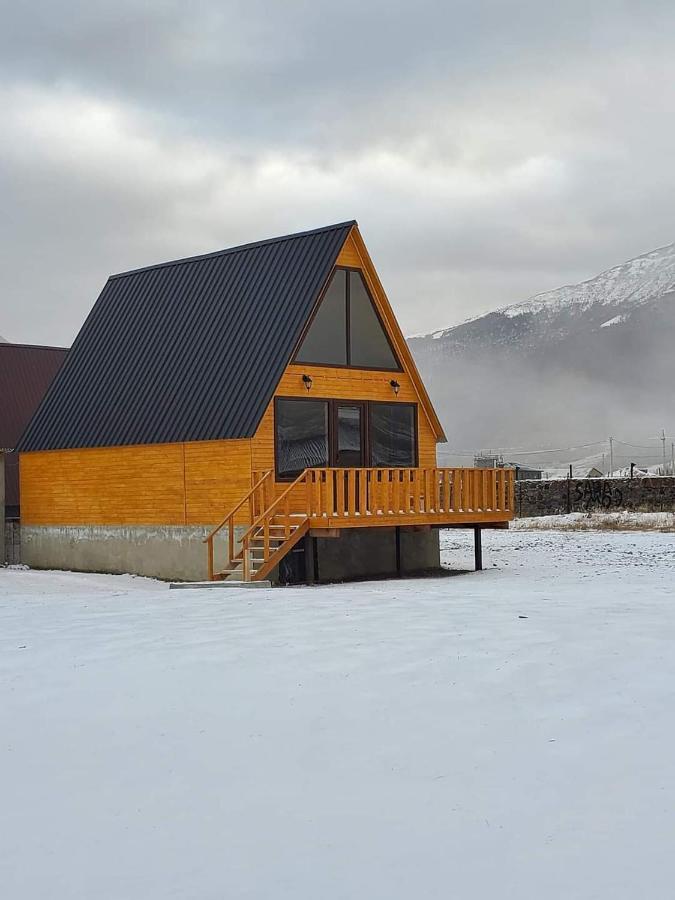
408 240 675 459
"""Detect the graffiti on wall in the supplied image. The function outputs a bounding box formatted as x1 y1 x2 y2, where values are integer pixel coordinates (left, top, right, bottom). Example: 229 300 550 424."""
573 480 623 511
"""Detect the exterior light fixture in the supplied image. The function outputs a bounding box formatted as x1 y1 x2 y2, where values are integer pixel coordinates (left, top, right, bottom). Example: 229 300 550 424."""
302 374 313 391
389 379 400 396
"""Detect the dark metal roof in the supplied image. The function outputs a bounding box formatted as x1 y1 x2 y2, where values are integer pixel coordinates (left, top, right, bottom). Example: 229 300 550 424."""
19 222 355 452
0 343 68 508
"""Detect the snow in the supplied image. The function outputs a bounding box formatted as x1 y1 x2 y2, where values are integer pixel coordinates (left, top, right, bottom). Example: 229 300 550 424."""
600 313 626 328
2 529 675 899
512 511 675 531
502 240 675 319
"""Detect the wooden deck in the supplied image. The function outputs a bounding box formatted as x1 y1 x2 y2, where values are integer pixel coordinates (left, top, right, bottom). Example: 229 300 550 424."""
205 467 515 582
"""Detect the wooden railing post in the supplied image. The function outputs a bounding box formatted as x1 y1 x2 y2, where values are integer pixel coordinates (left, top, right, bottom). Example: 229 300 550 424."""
242 536 250 581
207 536 214 582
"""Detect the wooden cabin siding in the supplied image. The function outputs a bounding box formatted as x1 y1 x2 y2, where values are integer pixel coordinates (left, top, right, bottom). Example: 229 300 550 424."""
335 233 362 267
184 439 251 526
21 444 186 526
21 439 252 527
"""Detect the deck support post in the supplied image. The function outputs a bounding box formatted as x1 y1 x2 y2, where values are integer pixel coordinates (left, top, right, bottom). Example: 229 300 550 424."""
473 525 483 571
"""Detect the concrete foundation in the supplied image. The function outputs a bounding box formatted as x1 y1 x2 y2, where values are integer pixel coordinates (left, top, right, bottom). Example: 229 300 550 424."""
20 524 246 582
20 522 442 584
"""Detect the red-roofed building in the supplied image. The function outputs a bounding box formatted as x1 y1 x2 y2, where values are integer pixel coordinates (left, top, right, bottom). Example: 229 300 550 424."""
1 343 68 526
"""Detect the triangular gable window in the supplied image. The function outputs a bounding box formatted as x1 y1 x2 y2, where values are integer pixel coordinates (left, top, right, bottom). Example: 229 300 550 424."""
295 268 401 370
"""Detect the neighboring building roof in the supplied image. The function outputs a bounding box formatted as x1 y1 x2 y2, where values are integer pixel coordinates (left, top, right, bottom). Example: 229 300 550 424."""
19 222 355 451
0 343 68 451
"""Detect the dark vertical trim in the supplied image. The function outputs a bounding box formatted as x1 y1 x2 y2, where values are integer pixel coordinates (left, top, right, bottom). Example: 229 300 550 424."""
474 526 483 571
313 537 320 583
395 526 401 577
181 443 188 525
345 269 352 366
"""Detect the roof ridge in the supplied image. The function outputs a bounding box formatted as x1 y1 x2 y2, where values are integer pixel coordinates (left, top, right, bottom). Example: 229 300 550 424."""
108 220 357 282
0 342 69 352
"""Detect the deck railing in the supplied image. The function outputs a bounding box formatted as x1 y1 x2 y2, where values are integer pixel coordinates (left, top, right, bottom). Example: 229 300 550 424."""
302 466 514 520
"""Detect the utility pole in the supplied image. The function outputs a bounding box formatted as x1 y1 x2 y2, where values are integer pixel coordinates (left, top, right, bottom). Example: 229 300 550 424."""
609 437 614 477
671 442 674 476
661 429 667 475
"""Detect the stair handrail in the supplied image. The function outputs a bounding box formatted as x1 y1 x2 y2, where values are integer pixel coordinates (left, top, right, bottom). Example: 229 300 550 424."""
203 470 272 580
239 470 308 546
239 470 310 580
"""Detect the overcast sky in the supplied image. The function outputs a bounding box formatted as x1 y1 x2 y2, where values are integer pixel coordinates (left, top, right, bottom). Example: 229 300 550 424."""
1 0 674 345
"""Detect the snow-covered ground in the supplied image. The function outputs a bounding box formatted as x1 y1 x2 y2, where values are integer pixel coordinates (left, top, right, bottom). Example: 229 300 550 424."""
2 529 675 899
513 511 675 531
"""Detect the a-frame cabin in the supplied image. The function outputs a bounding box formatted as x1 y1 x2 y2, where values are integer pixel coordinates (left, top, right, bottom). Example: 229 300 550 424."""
19 222 513 583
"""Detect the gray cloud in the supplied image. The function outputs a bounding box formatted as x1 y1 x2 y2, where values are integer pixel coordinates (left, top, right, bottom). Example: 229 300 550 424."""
1 0 674 344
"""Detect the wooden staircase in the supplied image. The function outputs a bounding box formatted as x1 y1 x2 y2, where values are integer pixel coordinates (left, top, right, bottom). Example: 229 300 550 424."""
204 465 516 583
204 470 310 583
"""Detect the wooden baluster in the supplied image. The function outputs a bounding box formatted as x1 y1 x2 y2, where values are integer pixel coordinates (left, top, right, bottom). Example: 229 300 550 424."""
347 469 356 518
305 470 313 517
207 536 214 581
365 469 373 515
228 516 234 567
336 467 345 516
284 494 290 538
243 536 250 581
263 517 270 561
443 469 451 513
392 468 400 514
474 469 481 512
316 471 323 517
323 470 332 518
358 468 366 516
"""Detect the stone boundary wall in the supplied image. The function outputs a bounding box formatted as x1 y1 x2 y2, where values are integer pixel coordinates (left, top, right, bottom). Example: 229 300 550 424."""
515 477 675 518
4 521 21 565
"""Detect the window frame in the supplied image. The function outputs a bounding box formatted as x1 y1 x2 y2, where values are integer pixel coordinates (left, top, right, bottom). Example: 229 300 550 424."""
368 400 419 469
292 266 403 373
274 396 418 481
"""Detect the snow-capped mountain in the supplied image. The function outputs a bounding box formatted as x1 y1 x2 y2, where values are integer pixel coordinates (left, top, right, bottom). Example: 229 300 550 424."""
408 242 675 460
413 241 675 356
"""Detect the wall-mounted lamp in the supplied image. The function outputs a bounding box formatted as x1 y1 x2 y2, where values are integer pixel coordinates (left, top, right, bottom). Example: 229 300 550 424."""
389 379 400 396
302 374 313 391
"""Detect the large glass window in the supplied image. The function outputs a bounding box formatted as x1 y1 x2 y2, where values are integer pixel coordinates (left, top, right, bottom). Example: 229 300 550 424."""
349 272 400 369
276 398 417 477
295 268 401 370
275 399 329 477
295 269 347 365
370 403 417 467
336 404 364 467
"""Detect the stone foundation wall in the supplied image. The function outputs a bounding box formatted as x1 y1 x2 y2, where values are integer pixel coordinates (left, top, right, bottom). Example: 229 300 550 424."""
515 477 675 518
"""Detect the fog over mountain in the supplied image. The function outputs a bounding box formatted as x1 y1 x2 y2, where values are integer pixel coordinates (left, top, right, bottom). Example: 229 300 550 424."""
408 242 675 466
